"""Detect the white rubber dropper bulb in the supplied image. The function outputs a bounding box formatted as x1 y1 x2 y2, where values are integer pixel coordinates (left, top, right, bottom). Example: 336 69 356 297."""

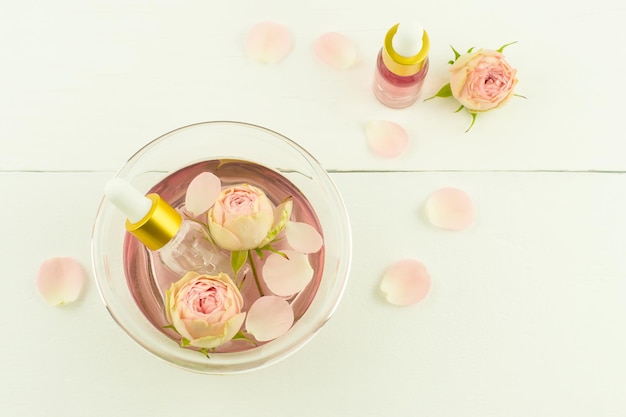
392 22 424 57
105 178 153 224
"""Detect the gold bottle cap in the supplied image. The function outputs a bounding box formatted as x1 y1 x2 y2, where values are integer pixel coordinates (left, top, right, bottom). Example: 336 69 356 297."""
382 23 430 77
126 194 182 251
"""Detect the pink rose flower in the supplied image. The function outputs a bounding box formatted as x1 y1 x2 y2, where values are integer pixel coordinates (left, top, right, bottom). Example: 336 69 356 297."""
208 184 274 251
449 49 518 112
165 271 246 349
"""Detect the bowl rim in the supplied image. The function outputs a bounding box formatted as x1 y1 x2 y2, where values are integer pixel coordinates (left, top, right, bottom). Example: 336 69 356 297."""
91 120 352 374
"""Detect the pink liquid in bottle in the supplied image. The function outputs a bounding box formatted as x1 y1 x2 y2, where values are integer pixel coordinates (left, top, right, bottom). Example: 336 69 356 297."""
373 50 429 109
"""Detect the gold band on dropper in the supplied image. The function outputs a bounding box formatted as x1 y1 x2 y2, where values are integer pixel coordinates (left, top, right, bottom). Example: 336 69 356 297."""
382 23 430 77
125 194 182 251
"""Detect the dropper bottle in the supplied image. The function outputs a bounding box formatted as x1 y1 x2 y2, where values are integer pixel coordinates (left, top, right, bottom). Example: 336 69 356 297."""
105 178 227 276
372 21 430 108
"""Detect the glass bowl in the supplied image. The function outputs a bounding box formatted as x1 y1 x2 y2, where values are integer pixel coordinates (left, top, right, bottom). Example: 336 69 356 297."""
91 121 352 374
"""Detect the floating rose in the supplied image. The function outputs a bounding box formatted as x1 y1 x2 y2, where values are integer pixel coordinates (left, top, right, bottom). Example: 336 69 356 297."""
166 271 246 349
427 42 520 131
208 184 274 251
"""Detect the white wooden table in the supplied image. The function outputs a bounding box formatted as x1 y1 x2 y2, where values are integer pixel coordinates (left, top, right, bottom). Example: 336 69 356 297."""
2 1 625 416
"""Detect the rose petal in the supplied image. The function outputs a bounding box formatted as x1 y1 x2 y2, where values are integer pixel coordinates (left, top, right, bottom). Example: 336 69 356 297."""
207 217 243 251
245 296 294 342
36 257 84 306
184 172 221 217
245 21 292 64
285 221 323 253
380 259 431 306
169 307 194 341
313 32 357 69
366 120 409 158
425 187 475 231
189 312 246 349
262 250 313 296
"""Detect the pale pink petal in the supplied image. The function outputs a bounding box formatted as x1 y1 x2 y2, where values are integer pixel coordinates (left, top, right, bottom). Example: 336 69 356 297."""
36 257 84 306
380 259 431 306
208 215 242 251
189 312 246 349
245 296 294 342
262 250 313 296
245 21 292 64
184 172 221 216
313 32 357 69
170 309 194 341
425 187 475 231
366 120 409 158
285 221 323 253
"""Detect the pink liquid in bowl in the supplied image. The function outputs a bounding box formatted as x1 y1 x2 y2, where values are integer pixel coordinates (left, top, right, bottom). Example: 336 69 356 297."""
123 159 324 353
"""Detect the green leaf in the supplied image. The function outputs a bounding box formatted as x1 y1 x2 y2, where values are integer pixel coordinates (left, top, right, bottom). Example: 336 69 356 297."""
237 274 246 290
232 330 256 345
164 324 181 336
450 45 461 61
447 60 454 65
255 248 264 259
436 83 452 98
267 247 289 259
232 330 250 340
514 93 527 99
230 250 248 276
259 197 293 247
163 324 176 331
425 83 452 101
199 348 211 358
454 104 464 113
465 112 478 133
180 338 191 347
497 41 517 53
467 46 475 53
